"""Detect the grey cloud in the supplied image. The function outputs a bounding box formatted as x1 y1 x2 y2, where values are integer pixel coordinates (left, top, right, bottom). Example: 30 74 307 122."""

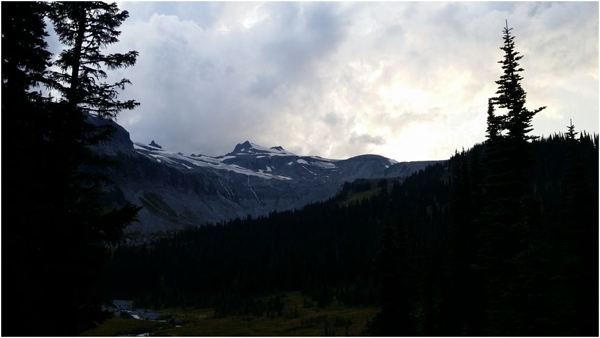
123 2 226 30
385 24 403 37
349 133 386 146
172 2 225 29
323 112 342 127
99 2 596 162
526 2 553 18
261 2 348 83
248 75 278 98
482 2 518 14
371 108 448 136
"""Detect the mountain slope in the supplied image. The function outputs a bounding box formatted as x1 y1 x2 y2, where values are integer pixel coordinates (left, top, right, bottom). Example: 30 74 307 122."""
93 118 438 237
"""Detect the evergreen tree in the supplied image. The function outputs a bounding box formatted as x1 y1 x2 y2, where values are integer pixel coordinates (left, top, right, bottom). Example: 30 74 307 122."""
2 2 55 335
1 2 51 95
554 121 599 335
485 98 502 144
492 20 546 193
480 22 551 335
49 1 139 116
1 1 52 188
563 120 585 202
43 1 142 250
45 1 142 244
367 218 413 336
494 23 543 141
2 2 141 335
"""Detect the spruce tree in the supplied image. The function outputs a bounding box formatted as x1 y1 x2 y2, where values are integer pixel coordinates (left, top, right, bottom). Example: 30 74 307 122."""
367 218 413 336
480 22 551 335
1 2 55 335
1 1 51 95
1 0 52 186
485 98 502 144
3 2 141 335
44 0 142 249
494 23 537 141
492 20 546 192
556 121 599 335
49 1 139 116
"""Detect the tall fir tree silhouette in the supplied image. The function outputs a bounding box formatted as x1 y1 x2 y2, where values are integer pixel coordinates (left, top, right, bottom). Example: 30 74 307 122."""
492 20 546 195
480 21 550 335
49 1 139 117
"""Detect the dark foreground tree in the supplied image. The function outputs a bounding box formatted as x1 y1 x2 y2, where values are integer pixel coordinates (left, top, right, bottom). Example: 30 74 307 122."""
366 219 413 336
2 1 140 335
551 121 599 334
49 1 139 116
491 20 546 195
479 22 551 335
45 0 142 246
2 3 55 335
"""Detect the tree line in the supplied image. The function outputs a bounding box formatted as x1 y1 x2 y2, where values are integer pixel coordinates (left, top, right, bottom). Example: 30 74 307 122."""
103 23 598 336
104 128 597 335
368 22 599 336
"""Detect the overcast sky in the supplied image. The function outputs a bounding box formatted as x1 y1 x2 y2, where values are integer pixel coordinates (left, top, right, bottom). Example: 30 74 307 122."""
59 1 600 161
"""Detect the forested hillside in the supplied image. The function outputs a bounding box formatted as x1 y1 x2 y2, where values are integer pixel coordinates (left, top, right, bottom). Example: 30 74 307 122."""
104 130 598 335
103 22 599 336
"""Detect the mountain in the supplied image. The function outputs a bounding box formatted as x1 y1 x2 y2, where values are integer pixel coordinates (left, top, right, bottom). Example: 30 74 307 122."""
92 118 439 238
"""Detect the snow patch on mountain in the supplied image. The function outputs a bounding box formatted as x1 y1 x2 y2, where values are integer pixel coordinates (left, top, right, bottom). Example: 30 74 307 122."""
247 175 262 204
313 161 336 169
310 156 339 162
133 142 292 181
302 166 316 175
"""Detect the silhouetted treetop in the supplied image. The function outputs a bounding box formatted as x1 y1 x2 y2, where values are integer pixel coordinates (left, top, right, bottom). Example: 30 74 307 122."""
49 1 139 117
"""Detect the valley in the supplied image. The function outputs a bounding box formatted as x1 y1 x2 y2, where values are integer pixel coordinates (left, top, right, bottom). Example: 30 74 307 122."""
93 117 437 237
83 292 378 336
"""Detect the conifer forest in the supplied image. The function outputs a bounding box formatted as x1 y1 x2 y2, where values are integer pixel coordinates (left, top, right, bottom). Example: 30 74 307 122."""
2 2 598 336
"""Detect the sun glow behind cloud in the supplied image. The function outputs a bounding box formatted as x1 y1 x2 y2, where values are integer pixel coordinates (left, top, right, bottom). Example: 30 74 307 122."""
378 85 430 115
103 1 597 162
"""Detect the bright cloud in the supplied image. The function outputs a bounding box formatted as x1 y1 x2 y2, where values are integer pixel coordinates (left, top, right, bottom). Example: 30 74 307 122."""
93 2 598 162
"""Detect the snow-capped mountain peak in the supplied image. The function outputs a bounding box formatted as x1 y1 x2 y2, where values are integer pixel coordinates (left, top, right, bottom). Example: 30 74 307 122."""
149 140 162 149
132 140 293 180
230 141 296 157
92 116 438 236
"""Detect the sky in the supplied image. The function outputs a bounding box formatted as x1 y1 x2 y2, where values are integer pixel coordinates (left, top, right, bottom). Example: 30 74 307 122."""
48 1 599 161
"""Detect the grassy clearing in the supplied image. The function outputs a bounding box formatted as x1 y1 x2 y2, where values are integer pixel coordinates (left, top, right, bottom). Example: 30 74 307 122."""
82 292 378 336
80 317 165 336
338 187 382 208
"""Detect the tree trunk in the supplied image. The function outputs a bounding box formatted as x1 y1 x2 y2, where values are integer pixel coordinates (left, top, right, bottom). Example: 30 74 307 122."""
68 3 86 109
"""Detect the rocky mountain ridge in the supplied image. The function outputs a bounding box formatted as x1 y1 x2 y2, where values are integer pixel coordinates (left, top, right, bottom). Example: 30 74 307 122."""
92 118 439 238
